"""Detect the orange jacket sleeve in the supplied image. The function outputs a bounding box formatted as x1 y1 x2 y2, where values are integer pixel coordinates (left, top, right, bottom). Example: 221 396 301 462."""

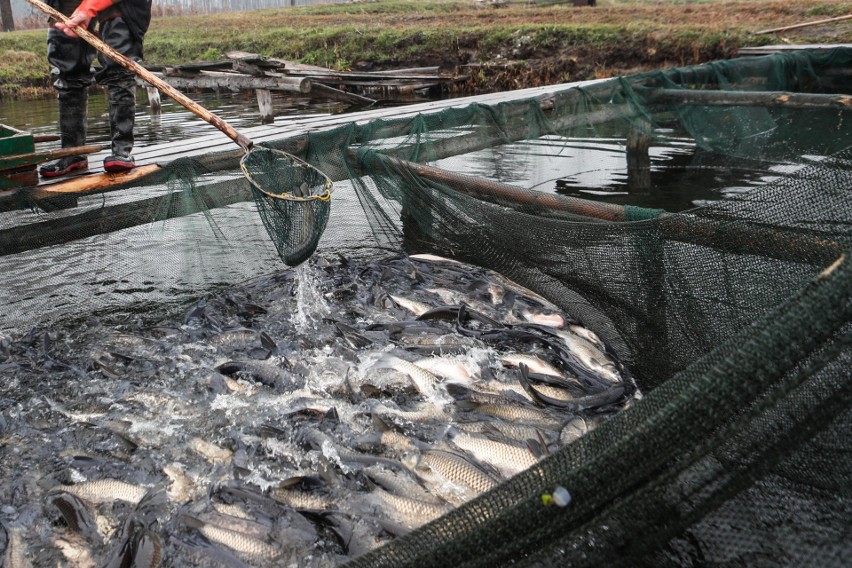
75 0 119 18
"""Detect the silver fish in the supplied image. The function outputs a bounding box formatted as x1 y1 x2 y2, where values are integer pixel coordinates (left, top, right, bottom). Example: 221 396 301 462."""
57 479 148 505
447 428 539 477
499 353 565 378
51 532 95 568
372 354 442 397
406 449 500 495
2 523 31 568
413 356 475 382
388 295 431 317
181 515 281 559
364 487 451 530
215 360 297 390
364 466 445 505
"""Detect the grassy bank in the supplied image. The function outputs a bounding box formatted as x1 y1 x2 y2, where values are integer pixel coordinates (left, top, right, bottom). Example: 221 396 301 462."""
1 0 850 99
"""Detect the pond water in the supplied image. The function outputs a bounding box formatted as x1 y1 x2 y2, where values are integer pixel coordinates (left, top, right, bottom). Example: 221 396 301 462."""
0 88 349 152
0 86 826 332
0 87 812 212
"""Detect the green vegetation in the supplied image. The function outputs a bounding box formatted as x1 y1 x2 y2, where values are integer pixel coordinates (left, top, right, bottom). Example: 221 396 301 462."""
0 0 848 99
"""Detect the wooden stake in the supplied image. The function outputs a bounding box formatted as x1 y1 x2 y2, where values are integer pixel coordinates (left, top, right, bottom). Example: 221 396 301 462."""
147 87 162 114
256 89 274 124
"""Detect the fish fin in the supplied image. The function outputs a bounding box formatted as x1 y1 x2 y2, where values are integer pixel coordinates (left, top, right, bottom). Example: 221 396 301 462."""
371 413 393 433
526 438 548 460
259 331 277 353
322 407 340 426
445 382 473 401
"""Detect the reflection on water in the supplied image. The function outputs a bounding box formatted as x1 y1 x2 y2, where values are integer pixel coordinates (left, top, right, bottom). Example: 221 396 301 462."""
435 133 809 213
0 88 347 152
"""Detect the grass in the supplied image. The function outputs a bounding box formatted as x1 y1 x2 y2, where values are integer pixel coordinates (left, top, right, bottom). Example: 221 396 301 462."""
1 0 849 99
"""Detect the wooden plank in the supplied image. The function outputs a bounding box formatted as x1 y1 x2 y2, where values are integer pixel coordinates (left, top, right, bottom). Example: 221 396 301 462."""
310 83 378 106
156 71 312 94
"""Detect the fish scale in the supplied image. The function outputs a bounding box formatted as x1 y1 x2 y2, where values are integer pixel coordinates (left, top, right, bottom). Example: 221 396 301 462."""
419 449 501 493
448 429 539 477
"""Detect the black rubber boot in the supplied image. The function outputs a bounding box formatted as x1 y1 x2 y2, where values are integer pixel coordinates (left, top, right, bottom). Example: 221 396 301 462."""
39 156 89 178
104 81 137 173
39 88 89 179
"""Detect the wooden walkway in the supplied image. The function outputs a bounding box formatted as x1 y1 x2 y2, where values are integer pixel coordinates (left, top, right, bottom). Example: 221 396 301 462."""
31 77 609 191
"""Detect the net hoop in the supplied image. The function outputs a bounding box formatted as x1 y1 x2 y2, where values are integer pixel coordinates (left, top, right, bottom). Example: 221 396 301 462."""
239 147 333 202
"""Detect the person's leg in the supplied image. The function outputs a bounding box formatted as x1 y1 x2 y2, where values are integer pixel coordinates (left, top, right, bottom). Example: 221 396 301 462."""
96 16 142 173
39 27 95 178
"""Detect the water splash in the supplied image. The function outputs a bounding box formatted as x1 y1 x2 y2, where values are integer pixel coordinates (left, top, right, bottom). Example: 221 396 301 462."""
293 262 331 333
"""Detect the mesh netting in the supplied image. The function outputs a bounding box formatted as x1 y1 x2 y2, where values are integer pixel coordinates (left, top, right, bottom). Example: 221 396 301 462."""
241 146 332 266
1 47 850 566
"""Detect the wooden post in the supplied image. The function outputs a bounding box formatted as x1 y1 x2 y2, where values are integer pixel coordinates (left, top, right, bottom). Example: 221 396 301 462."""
626 118 652 193
256 89 274 124
146 86 161 114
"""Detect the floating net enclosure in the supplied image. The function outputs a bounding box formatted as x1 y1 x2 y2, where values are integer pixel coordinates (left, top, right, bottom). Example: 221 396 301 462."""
0 48 850 566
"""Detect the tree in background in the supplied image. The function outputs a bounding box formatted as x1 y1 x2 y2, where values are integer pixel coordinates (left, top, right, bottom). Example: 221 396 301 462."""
1 0 14 31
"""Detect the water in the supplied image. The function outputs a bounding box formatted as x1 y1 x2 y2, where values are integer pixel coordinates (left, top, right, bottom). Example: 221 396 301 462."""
0 87 824 332
0 88 348 153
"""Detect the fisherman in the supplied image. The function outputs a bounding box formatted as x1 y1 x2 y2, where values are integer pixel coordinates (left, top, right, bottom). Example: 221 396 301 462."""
39 0 152 178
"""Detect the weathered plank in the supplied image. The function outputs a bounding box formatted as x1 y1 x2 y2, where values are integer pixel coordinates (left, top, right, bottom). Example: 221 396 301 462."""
157 71 312 94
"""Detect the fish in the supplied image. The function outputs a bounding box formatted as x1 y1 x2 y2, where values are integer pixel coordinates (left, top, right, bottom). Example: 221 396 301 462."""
0 253 640 567
499 353 566 378
521 324 624 385
190 437 233 464
130 530 163 568
215 360 299 390
55 479 149 506
2 523 31 568
180 515 281 559
408 253 463 265
51 532 96 568
388 295 431 317
371 353 443 398
405 448 501 495
47 491 101 545
362 487 451 530
208 329 277 353
446 427 540 478
412 356 475 382
363 466 445 505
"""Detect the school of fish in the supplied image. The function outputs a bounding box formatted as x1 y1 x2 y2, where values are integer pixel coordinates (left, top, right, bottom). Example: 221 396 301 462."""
0 253 641 567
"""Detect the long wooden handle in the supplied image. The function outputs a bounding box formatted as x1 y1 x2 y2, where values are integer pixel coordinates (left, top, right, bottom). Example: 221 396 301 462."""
26 0 253 152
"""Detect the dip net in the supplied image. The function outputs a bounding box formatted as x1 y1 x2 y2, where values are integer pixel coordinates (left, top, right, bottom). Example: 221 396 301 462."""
0 47 850 566
240 146 332 266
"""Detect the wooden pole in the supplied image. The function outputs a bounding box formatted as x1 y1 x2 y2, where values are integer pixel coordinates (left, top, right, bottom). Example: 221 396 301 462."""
25 0 254 152
0 144 105 170
365 153 845 265
626 118 652 193
753 14 852 35
643 88 852 110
